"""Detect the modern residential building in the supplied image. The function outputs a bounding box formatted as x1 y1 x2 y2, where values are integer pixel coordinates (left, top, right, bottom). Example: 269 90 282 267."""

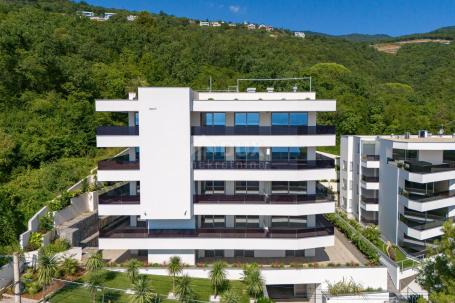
341 133 455 255
95 86 338 265
294 32 306 38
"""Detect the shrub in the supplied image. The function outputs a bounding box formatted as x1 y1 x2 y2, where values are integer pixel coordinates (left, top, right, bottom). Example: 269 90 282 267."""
44 238 70 254
60 257 79 276
257 298 274 303
39 213 54 233
27 281 42 295
28 232 42 251
327 278 364 296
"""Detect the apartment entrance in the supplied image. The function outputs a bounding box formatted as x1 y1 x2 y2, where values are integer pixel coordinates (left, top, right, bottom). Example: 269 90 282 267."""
266 284 318 302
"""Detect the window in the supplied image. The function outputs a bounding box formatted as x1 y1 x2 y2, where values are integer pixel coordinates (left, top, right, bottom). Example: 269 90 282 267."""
271 112 308 126
201 181 225 194
271 216 307 228
202 113 226 126
286 250 305 257
393 149 418 161
202 147 225 161
235 181 259 194
205 250 224 257
201 215 225 228
443 150 455 162
235 147 259 161
235 113 259 126
271 147 306 161
234 250 254 257
271 181 307 194
235 216 259 228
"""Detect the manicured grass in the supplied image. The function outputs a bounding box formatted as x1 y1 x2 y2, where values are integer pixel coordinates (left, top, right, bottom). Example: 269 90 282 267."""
49 270 250 303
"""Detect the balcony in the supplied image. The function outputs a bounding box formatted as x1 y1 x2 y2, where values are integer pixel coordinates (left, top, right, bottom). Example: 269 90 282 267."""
362 155 380 161
99 194 140 205
193 194 336 216
96 126 140 147
389 158 455 183
192 126 336 147
361 175 379 182
361 175 379 190
191 126 335 136
361 155 380 168
98 216 335 251
193 159 334 170
399 210 449 240
96 126 139 136
97 155 140 182
402 160 455 174
361 197 378 204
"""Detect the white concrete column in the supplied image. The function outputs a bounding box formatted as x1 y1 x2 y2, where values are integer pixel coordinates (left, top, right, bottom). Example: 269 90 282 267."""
225 181 235 195
259 147 268 161
225 147 235 161
307 112 316 126
307 147 316 161
260 112 271 126
307 215 316 227
226 112 234 127
225 250 234 257
226 215 235 228
128 112 135 126
449 179 455 191
128 147 136 161
307 181 316 194
129 181 137 195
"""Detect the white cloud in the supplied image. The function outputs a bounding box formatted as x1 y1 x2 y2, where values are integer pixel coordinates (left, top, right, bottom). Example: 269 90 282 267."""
229 5 241 13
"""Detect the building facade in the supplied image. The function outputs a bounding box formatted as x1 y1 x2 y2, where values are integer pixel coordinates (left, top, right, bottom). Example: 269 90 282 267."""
95 87 337 265
341 133 455 256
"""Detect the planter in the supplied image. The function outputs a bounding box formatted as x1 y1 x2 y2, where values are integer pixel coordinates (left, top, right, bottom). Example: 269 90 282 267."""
210 295 221 302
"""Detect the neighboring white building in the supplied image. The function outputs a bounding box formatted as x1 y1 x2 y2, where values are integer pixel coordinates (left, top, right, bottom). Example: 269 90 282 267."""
247 23 256 30
78 11 95 17
341 133 455 256
199 21 210 26
127 15 137 22
228 23 237 27
104 12 116 20
295 32 306 38
210 21 221 27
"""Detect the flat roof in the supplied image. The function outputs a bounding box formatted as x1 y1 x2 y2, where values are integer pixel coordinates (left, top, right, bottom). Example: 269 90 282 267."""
382 136 455 143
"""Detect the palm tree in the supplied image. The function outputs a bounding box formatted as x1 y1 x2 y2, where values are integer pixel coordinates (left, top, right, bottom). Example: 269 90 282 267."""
175 275 194 303
242 264 264 301
86 251 104 273
60 257 79 277
209 261 227 298
86 272 104 303
221 289 241 303
167 256 183 296
37 249 59 300
126 258 142 283
129 275 156 303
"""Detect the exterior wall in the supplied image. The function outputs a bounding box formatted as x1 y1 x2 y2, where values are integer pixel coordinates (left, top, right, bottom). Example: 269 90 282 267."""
192 100 336 112
192 135 335 147
147 250 196 265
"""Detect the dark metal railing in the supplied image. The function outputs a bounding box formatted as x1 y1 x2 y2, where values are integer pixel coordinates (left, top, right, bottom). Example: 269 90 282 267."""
97 126 139 136
362 155 380 161
361 197 379 204
193 159 334 170
191 125 335 136
400 188 455 203
99 194 140 205
400 214 448 231
99 217 334 239
193 193 334 204
98 157 139 170
388 158 455 174
361 175 379 182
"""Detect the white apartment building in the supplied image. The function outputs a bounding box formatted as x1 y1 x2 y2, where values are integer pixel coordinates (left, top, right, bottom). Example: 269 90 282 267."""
341 133 455 256
95 87 338 265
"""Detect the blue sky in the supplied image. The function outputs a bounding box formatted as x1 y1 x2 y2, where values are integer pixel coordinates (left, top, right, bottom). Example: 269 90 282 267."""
81 0 455 36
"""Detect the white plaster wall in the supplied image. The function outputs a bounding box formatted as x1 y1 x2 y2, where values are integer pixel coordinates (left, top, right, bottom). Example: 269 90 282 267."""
147 250 196 265
196 92 317 101
192 100 336 112
96 100 140 112
96 135 140 147
418 150 443 164
322 292 390 303
192 135 335 147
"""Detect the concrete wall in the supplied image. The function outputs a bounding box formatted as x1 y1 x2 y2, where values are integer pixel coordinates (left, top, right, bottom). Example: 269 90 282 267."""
322 291 390 303
54 192 96 226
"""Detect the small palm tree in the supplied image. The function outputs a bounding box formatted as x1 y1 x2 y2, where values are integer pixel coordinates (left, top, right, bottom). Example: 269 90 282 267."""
221 289 241 303
167 256 183 295
86 272 104 303
209 261 227 298
242 264 264 301
126 258 142 283
175 275 194 303
60 257 79 277
129 275 155 303
37 249 59 300
86 251 104 273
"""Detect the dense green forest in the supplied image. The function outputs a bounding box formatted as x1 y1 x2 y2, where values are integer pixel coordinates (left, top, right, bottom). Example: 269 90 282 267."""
1 0 455 247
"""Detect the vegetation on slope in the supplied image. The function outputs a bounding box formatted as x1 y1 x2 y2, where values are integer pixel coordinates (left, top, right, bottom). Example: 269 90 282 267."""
1 0 455 247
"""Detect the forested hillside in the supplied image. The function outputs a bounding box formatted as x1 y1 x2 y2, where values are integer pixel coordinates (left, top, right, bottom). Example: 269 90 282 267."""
1 0 455 248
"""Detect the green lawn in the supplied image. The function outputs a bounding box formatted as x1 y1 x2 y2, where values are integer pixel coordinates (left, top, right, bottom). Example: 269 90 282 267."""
49 270 250 303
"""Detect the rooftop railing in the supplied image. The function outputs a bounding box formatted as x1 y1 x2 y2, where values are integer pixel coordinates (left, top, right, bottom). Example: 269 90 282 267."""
96 126 139 136
388 158 455 174
193 193 334 204
191 125 335 136
193 159 334 170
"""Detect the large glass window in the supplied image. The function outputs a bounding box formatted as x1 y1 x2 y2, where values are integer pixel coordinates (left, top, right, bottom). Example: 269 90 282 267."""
393 149 418 161
271 216 307 228
235 181 260 194
201 181 225 194
443 150 455 162
272 181 307 194
272 112 308 126
271 147 306 161
203 113 226 126
235 147 259 161
405 180 434 195
201 215 225 228
235 216 260 228
202 147 225 161
235 112 260 126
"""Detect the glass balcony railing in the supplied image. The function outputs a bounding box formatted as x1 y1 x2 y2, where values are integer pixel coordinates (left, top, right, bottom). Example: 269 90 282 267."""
193 159 334 170
361 197 379 204
362 155 380 161
99 217 334 239
388 158 455 174
361 175 379 182
400 214 448 231
98 155 139 170
193 193 334 204
400 188 455 203
99 194 140 205
96 126 139 136
191 125 335 136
